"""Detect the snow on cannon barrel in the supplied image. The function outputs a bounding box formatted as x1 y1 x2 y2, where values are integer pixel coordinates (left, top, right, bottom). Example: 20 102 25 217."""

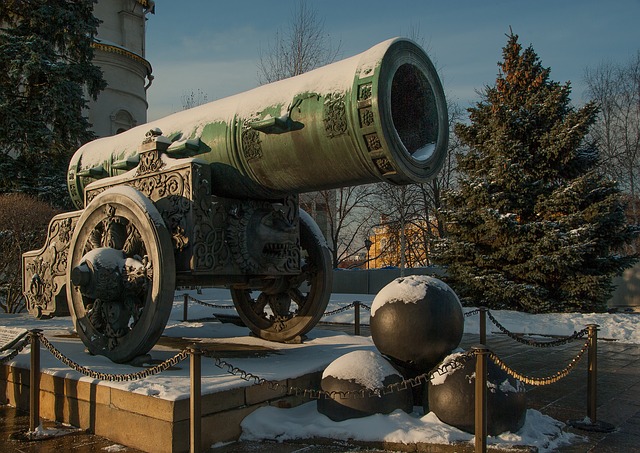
22 38 448 363
67 37 448 205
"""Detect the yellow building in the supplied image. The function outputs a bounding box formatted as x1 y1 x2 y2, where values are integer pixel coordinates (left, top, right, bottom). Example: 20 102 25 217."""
367 220 436 269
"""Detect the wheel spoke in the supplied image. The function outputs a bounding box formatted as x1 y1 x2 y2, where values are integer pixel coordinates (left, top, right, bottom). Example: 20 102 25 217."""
288 288 308 312
230 209 331 342
253 292 270 318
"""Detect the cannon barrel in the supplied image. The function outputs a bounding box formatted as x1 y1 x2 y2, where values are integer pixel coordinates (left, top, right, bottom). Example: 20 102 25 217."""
68 37 448 207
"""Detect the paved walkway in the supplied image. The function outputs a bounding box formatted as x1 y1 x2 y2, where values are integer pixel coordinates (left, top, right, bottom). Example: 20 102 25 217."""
459 332 640 452
0 404 143 452
2 327 640 452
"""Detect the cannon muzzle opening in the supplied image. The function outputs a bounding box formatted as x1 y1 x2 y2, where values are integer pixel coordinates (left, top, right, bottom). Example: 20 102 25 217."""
377 39 448 186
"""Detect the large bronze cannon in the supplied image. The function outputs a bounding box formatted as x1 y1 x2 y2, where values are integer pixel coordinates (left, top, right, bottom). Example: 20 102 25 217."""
22 38 448 363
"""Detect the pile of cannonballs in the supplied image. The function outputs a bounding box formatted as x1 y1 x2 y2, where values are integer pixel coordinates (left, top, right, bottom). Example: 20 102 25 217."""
317 275 527 436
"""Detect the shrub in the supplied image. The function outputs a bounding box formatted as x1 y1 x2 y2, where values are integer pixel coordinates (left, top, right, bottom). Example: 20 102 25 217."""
0 193 61 313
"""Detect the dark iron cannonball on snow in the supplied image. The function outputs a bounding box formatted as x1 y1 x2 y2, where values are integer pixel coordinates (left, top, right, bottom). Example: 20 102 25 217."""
427 352 527 436
370 275 464 374
317 350 413 422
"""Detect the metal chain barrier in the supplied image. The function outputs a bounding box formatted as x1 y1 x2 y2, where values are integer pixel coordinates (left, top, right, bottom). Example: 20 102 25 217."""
323 301 371 317
485 309 589 347
201 348 474 400
10 313 604 453
464 308 481 317
322 302 358 317
0 337 31 364
488 336 591 386
185 295 236 310
36 332 189 382
184 294 372 317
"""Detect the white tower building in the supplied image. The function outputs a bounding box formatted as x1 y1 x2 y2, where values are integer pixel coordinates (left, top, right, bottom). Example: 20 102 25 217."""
88 0 155 137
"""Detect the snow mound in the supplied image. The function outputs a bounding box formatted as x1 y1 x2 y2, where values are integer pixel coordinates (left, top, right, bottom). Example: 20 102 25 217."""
371 275 456 317
322 350 399 389
240 403 581 452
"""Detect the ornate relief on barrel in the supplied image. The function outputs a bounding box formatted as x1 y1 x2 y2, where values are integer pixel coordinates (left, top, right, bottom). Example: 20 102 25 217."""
324 92 348 138
242 120 263 161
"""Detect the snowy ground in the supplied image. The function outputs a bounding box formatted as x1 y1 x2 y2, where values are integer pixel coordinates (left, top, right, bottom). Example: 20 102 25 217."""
2 287 638 451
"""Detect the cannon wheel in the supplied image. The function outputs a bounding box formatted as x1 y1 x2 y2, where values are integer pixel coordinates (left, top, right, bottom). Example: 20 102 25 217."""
66 186 176 363
230 210 332 342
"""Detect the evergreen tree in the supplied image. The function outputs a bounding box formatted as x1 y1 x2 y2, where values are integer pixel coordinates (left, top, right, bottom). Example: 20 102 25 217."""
0 0 105 206
432 33 638 313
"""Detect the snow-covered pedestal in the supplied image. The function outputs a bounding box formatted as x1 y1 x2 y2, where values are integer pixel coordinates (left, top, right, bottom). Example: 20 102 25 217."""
0 290 375 453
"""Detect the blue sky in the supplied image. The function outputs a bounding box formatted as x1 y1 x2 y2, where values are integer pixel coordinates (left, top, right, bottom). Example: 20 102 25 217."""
145 0 640 121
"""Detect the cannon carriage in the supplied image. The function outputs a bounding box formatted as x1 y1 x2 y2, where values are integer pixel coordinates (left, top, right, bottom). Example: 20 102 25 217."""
22 38 448 363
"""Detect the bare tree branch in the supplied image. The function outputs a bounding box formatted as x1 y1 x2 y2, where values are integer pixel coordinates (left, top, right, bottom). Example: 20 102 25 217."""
257 0 341 84
585 51 640 223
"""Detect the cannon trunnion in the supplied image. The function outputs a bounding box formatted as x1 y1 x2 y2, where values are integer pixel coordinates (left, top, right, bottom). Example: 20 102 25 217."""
22 38 447 363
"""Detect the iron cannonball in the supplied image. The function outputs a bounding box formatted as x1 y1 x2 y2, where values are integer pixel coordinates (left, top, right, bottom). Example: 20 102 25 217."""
317 350 413 422
427 352 527 436
370 275 464 374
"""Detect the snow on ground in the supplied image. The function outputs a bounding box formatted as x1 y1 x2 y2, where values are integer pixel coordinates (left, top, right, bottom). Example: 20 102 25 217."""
240 405 578 453
2 287 638 451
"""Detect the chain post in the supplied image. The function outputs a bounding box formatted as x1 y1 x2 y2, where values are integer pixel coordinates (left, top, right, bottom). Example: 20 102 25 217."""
586 324 598 422
567 324 614 432
472 345 488 453
354 301 361 336
183 293 189 322
189 345 202 453
29 329 42 432
479 307 487 345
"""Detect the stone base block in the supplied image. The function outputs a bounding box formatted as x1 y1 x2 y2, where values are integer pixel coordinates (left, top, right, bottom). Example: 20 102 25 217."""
0 363 320 453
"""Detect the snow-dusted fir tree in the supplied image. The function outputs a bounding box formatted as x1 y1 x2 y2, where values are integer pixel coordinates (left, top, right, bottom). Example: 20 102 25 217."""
432 33 637 313
0 0 105 206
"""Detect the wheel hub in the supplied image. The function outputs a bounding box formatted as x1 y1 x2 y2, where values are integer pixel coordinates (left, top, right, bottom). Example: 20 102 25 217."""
70 246 150 349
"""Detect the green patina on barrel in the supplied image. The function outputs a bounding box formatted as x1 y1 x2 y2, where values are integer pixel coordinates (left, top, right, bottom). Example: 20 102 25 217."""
68 37 448 208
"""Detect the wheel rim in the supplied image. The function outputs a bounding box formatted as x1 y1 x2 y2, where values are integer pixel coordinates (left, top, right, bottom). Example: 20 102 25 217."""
230 210 332 342
66 186 175 363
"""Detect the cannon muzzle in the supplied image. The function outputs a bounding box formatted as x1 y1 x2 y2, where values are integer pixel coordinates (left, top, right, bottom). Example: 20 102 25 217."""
68 37 448 207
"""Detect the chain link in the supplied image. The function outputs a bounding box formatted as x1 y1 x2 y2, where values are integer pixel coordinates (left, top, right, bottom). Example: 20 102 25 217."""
486 310 589 347
487 337 590 386
36 332 189 382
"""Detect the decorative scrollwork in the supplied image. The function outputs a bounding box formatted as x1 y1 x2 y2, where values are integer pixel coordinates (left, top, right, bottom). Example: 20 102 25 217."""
23 213 79 317
136 149 165 175
359 107 375 128
364 133 383 151
358 83 372 101
324 92 348 138
86 167 192 256
374 157 396 175
192 165 229 271
241 122 263 161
